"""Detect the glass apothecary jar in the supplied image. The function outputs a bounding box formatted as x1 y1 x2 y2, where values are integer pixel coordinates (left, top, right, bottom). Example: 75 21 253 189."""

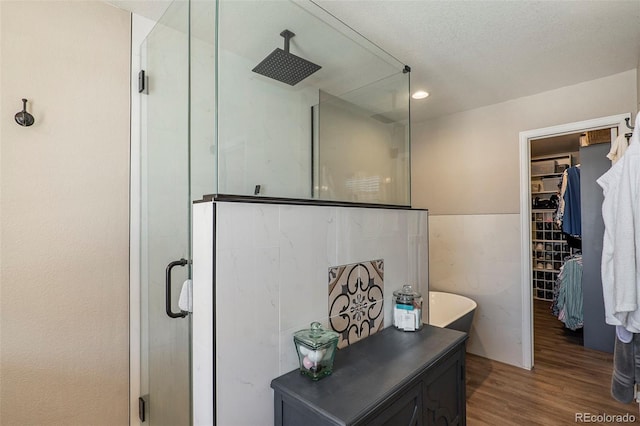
393 285 423 331
293 322 339 381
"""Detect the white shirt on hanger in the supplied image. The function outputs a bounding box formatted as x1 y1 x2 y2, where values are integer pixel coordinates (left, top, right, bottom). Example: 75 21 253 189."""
598 117 640 332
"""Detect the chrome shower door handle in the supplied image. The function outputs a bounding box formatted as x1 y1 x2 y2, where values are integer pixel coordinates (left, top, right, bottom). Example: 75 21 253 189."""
166 258 188 318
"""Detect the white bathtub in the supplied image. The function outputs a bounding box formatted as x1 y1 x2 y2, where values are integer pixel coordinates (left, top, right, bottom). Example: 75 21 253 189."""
428 291 477 333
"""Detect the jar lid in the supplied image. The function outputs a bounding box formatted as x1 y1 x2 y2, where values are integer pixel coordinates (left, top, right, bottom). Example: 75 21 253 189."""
294 322 339 348
393 284 421 303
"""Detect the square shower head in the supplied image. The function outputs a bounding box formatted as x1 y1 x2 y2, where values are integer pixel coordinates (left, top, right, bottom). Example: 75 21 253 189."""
252 48 322 86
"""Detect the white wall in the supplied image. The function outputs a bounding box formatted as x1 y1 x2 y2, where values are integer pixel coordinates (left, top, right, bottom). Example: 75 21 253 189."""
429 214 522 366
413 70 637 215
412 70 638 367
193 201 428 426
0 2 131 425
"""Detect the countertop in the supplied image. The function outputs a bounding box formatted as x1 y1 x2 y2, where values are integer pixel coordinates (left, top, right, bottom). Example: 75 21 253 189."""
271 324 467 424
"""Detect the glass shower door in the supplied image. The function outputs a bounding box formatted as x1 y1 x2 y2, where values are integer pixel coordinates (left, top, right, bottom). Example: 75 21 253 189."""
140 1 191 424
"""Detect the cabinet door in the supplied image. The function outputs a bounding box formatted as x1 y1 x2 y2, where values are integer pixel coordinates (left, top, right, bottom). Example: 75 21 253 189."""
274 393 340 426
364 383 423 426
424 348 465 426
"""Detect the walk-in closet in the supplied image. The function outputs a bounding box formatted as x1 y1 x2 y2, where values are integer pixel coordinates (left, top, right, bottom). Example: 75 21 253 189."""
529 125 624 353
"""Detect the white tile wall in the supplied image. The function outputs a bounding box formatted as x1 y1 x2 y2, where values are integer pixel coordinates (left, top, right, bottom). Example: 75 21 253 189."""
217 49 317 198
215 247 280 424
192 203 214 426
193 201 428 426
279 205 337 332
428 213 523 367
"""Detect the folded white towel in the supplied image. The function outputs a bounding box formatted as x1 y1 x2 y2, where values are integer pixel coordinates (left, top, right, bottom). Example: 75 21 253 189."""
178 279 193 313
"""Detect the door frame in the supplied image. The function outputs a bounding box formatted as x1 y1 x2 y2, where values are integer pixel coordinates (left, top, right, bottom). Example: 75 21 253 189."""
518 113 630 370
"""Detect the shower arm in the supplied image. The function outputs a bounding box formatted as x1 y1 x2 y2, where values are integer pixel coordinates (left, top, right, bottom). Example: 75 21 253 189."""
280 30 295 53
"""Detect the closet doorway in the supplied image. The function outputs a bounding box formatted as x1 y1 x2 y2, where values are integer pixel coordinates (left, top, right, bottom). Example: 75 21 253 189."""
518 114 629 369
530 133 583 366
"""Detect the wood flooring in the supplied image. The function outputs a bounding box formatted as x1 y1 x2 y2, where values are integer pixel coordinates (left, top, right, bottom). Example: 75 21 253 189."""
465 299 640 425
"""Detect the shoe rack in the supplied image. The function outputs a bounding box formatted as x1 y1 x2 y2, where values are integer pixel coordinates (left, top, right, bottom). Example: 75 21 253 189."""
531 210 571 301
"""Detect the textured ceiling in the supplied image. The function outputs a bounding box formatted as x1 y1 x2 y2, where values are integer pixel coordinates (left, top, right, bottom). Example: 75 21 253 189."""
314 0 640 122
109 0 640 122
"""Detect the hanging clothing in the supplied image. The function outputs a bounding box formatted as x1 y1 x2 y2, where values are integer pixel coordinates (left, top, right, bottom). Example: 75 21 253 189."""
597 117 640 404
607 134 629 165
551 254 583 330
554 170 568 228
597 116 640 332
562 166 581 237
598 153 626 328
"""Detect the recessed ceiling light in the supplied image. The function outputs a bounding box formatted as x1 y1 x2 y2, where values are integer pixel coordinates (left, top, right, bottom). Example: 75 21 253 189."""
412 90 429 100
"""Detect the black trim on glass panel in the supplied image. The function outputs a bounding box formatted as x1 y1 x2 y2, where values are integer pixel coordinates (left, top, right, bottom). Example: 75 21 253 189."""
197 194 426 211
310 105 315 199
212 203 217 423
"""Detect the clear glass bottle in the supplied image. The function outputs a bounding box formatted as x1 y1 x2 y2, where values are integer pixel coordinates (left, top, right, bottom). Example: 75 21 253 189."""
393 285 423 331
293 322 339 380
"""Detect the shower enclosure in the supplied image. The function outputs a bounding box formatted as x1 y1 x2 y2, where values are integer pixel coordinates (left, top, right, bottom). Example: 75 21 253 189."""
139 0 411 424
213 0 410 203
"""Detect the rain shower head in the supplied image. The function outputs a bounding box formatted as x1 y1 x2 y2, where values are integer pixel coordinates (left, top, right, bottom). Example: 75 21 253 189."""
252 30 321 86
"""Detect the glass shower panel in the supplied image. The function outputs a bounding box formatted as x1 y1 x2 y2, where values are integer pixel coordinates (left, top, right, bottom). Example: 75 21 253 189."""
314 72 411 205
215 0 408 202
190 0 217 200
140 0 191 424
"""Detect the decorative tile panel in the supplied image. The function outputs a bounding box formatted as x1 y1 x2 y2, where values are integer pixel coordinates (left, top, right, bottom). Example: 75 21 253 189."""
328 260 384 348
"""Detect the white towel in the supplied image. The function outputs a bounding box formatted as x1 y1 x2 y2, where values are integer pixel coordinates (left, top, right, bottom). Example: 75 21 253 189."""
598 115 640 331
178 279 193 313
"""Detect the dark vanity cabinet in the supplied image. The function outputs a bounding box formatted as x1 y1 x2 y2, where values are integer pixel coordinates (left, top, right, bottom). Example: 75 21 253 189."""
271 325 467 426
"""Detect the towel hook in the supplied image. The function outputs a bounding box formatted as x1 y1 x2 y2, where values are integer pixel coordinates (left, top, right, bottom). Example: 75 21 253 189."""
625 117 633 130
14 98 34 127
